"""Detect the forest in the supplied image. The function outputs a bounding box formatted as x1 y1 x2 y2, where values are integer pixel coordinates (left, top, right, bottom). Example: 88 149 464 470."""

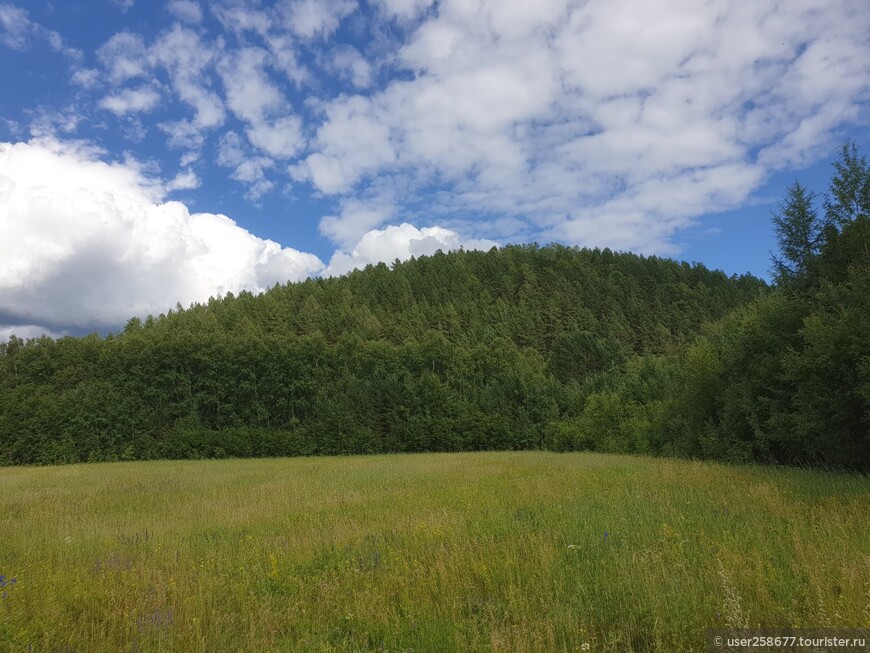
1 144 867 469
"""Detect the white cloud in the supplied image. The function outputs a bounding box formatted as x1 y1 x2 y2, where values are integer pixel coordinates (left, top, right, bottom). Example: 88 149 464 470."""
319 195 397 248
330 44 373 88
167 0 202 24
247 115 304 159
71 67 100 88
97 32 149 83
217 47 304 160
282 0 357 40
0 139 323 332
298 0 870 254
323 223 498 276
216 131 246 168
13 0 867 258
158 120 205 151
150 26 225 129
95 26 224 158
28 108 85 138
292 95 395 193
112 0 135 10
373 0 435 22
0 3 34 49
232 158 275 200
0 3 80 58
99 87 161 116
217 131 275 200
212 5 272 37
267 34 309 87
166 168 200 191
218 48 285 123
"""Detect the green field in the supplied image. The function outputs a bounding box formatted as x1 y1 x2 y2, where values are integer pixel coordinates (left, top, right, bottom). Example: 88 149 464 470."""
1 452 867 652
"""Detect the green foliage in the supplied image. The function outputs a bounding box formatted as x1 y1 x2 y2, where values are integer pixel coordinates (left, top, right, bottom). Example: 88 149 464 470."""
595 143 870 470
770 181 822 288
548 330 624 383
824 142 870 229
0 245 764 466
540 143 869 470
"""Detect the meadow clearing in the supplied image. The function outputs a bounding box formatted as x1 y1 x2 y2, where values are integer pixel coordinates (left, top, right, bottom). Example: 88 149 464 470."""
0 452 867 652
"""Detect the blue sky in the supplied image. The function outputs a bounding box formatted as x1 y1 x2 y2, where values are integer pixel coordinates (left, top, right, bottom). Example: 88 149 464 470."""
0 0 868 338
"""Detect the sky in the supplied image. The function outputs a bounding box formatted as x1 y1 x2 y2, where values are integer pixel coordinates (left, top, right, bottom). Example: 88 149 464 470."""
0 0 868 339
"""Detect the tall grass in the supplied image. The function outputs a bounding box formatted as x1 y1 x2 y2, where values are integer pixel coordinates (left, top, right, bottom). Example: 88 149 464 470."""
1 452 867 652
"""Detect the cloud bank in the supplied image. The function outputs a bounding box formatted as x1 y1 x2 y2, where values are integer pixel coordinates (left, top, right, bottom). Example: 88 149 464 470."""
294 0 870 252
0 140 323 332
30 0 865 256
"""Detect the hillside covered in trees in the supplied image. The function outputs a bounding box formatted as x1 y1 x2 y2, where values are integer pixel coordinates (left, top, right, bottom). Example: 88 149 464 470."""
0 245 765 465
1 144 867 469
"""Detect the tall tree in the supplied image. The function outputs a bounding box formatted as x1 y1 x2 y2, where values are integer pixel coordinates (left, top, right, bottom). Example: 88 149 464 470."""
770 181 822 288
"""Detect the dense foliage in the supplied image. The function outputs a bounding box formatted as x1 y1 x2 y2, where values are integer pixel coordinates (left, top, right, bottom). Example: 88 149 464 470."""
1 245 764 465
2 144 866 469
564 144 870 470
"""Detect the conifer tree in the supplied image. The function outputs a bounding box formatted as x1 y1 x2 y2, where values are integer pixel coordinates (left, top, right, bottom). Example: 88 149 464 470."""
770 181 821 288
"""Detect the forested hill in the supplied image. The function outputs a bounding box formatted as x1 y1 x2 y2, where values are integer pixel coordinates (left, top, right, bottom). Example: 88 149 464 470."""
0 245 766 465
126 244 765 352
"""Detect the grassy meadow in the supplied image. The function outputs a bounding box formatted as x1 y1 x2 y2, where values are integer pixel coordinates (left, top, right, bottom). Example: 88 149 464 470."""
0 452 868 652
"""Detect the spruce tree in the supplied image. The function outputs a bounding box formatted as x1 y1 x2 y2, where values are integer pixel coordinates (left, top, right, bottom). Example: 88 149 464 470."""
770 181 821 288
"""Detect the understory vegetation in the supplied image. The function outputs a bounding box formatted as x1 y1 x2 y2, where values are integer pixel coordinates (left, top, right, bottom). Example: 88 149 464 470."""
1 453 867 652
1 144 867 469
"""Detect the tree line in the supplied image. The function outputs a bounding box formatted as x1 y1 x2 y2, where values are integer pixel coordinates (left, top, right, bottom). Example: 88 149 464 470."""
0 243 764 464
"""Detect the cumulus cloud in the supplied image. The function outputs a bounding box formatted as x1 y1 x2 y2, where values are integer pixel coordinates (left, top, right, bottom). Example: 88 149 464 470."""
319 195 397 249
0 139 323 332
99 87 161 116
299 0 870 252
281 0 357 40
217 47 304 160
97 31 149 83
212 5 272 37
247 115 304 159
28 108 85 138
70 67 100 88
150 26 224 129
330 44 373 89
373 0 435 22
94 25 224 159
167 0 202 24
0 3 81 58
0 4 31 49
323 223 498 277
292 95 395 194
216 131 275 200
218 48 285 123
166 168 200 191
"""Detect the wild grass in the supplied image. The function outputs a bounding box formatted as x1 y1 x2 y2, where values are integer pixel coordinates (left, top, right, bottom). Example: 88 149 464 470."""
0 452 867 652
